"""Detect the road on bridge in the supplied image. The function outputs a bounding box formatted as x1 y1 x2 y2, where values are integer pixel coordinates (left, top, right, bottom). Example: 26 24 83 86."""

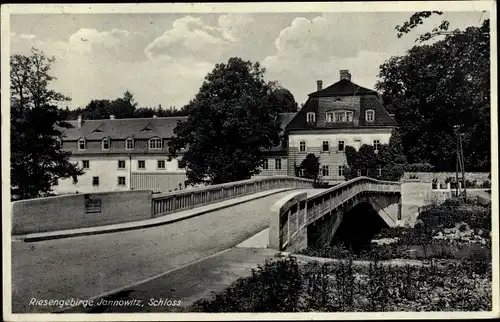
11 189 321 313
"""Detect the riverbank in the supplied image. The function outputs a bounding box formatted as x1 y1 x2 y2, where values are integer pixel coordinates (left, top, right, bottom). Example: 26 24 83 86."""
186 197 492 312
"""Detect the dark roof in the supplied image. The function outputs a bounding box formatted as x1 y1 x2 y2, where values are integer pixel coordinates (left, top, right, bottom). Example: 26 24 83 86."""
60 117 188 140
309 78 377 97
277 112 297 130
286 95 396 131
60 113 297 141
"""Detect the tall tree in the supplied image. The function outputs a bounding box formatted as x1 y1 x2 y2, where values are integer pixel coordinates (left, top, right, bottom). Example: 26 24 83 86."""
344 130 407 181
169 57 283 184
377 17 490 171
10 48 83 200
266 82 299 113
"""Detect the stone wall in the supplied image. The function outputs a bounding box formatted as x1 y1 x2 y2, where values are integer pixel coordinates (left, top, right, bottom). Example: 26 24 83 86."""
402 172 490 185
12 190 152 235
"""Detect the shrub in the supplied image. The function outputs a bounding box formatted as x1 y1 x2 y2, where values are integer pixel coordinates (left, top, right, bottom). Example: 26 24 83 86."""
190 255 303 312
189 256 492 312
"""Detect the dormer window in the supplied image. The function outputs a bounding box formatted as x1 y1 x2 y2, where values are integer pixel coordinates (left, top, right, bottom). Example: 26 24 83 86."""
326 112 334 123
149 137 163 149
126 138 135 150
102 138 110 150
333 110 353 123
306 112 316 123
365 109 375 122
78 138 86 150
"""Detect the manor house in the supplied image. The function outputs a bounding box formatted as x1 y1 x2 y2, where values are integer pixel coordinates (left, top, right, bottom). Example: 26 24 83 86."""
53 70 396 194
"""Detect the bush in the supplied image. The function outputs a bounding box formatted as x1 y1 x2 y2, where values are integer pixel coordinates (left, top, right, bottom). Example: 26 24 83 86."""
190 255 303 312
189 256 492 312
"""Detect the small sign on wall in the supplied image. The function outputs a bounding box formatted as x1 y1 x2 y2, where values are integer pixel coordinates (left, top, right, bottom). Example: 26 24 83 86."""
84 194 102 213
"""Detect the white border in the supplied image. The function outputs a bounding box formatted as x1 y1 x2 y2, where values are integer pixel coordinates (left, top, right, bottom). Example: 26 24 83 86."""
1 1 498 321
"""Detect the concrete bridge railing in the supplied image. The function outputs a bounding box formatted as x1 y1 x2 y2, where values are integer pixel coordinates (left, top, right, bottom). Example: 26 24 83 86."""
152 176 314 217
269 177 401 252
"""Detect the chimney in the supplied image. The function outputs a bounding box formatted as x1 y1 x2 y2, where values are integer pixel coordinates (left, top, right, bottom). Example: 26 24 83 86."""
316 80 323 91
110 115 115 120
340 70 351 81
77 115 82 128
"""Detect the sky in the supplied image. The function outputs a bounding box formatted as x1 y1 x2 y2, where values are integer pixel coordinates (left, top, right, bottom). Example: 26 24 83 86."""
9 9 489 110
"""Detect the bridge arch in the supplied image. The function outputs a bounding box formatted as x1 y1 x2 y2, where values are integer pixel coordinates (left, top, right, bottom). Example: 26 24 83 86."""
269 177 401 252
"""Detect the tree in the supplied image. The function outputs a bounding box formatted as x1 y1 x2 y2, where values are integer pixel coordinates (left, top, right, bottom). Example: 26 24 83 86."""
10 48 83 200
169 57 284 184
377 17 490 171
344 130 407 181
266 82 299 113
299 153 320 184
134 105 188 118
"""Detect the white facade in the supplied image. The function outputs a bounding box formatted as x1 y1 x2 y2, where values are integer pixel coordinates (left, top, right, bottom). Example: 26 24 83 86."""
53 155 184 195
288 129 393 183
288 131 392 150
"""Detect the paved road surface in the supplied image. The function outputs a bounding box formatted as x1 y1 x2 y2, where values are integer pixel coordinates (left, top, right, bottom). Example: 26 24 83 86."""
11 189 321 313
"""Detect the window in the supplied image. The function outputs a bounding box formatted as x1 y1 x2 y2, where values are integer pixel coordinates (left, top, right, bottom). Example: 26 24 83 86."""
118 176 126 186
138 160 146 169
333 110 354 123
118 160 126 169
262 159 269 170
365 109 375 122
322 165 329 177
82 160 90 169
357 169 362 177
306 112 316 123
299 169 306 177
326 112 334 123
157 160 166 169
373 139 380 152
275 159 282 170
149 138 162 149
338 165 345 176
102 138 110 150
377 166 382 176
126 138 135 150
78 139 86 150
354 139 362 150
299 141 306 152
338 140 345 152
92 176 99 186
322 141 329 152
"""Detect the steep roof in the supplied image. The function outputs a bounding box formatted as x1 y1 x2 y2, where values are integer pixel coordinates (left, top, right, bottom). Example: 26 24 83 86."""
60 113 297 141
60 117 188 140
286 81 396 131
277 112 297 130
309 78 377 97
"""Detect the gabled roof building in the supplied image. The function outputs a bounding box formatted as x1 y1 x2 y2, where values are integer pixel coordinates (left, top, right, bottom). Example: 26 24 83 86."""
52 70 395 194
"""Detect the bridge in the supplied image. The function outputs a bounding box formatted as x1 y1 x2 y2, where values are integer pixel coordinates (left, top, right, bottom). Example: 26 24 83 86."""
10 175 411 313
269 177 401 252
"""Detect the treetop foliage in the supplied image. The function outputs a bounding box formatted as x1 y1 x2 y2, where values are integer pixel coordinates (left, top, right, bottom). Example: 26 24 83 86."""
11 48 83 200
169 57 298 185
377 15 490 172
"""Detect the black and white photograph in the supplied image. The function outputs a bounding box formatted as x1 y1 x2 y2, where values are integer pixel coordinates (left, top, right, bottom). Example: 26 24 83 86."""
1 2 498 320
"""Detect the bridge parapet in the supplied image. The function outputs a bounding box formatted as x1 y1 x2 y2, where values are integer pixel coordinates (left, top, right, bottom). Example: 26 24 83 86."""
269 177 401 252
152 176 314 217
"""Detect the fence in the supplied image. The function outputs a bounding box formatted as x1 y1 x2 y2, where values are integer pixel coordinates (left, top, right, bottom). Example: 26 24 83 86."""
270 176 401 251
151 176 314 217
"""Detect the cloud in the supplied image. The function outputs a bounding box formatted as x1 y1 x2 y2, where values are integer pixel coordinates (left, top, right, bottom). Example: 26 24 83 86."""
144 16 230 60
